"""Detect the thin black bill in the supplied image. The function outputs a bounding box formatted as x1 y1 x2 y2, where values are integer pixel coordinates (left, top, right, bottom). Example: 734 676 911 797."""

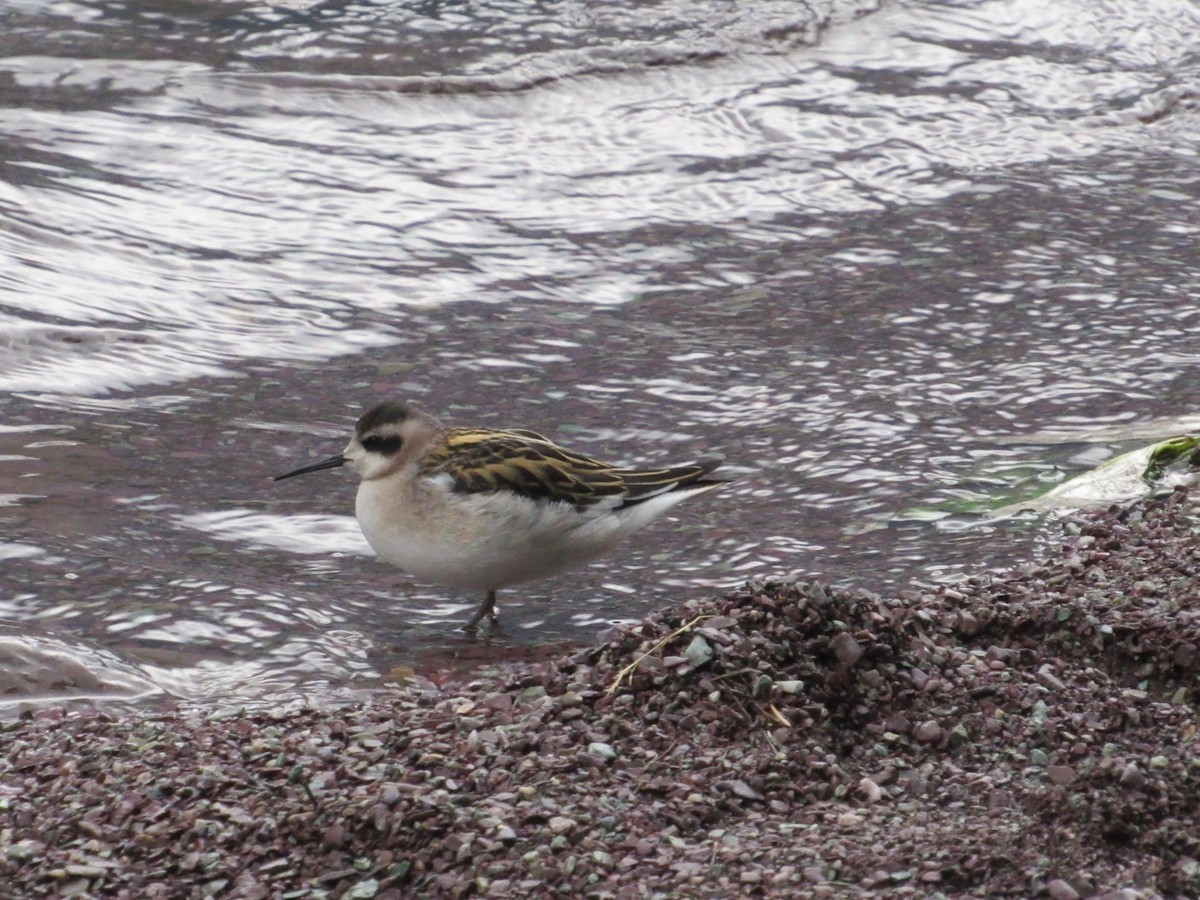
273 454 346 481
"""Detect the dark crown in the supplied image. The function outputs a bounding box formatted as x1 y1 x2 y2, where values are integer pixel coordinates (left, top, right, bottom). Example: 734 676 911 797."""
356 400 415 436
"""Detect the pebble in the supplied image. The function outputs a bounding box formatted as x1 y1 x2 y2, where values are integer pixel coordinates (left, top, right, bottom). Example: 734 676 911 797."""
956 610 981 636
587 742 617 762
548 817 575 835
726 780 763 801
1046 879 1081 900
914 721 943 744
831 631 864 666
1037 666 1067 692
684 635 715 668
1119 764 1146 791
857 778 882 803
1047 765 1075 785
56 878 91 898
63 868 108 883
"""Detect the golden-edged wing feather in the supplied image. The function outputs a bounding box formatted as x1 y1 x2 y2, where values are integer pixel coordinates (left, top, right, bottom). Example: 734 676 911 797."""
420 427 723 510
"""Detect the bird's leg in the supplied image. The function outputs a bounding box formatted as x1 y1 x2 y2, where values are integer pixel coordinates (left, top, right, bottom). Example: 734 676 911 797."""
463 589 498 631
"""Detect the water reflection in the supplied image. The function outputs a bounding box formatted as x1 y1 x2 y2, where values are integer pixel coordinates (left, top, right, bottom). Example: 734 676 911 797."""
179 509 370 556
7 2 1195 398
0 629 162 717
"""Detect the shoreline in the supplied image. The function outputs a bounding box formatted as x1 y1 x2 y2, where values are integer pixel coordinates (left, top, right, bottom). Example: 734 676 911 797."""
3 491 1199 898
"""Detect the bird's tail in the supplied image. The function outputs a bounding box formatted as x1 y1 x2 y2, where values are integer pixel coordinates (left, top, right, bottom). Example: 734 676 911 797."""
613 454 727 509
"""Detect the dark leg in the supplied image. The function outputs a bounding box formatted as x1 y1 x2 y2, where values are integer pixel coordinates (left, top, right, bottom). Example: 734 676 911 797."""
463 589 497 631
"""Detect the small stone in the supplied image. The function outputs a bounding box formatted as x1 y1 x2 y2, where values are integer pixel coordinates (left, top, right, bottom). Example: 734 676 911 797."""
1175 858 1200 878
1047 765 1075 785
1030 700 1049 726
548 817 575 835
836 813 863 828
56 879 91 899
956 610 981 636
62 868 108 883
914 721 943 744
831 632 864 666
727 780 763 801
5 841 44 862
1037 666 1066 692
858 778 882 803
684 635 714 668
775 680 804 694
586 742 617 762
1119 765 1146 791
1046 879 1080 900
752 674 773 697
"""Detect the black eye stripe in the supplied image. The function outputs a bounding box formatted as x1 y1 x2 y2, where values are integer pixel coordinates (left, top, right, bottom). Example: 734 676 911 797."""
361 435 403 455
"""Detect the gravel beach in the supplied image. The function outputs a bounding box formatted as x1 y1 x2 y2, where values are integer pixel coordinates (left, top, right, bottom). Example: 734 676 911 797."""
3 490 1200 898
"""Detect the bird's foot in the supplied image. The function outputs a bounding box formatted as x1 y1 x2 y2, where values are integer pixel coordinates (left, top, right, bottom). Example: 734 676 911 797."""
462 589 499 633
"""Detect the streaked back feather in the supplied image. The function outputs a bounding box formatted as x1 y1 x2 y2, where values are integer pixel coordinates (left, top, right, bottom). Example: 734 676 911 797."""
419 428 724 511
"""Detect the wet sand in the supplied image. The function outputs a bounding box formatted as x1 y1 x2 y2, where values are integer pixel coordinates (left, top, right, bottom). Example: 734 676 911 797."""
3 490 1199 898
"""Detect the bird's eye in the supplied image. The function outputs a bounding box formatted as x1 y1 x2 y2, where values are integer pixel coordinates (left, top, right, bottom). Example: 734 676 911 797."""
361 435 403 455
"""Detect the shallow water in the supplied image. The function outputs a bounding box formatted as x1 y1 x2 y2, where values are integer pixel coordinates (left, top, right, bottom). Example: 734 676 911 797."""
3 0 1200 713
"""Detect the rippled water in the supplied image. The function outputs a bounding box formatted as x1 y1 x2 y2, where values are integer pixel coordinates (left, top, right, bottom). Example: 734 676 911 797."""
3 0 1200 714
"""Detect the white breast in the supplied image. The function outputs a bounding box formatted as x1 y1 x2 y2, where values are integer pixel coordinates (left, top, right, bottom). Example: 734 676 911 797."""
353 472 710 592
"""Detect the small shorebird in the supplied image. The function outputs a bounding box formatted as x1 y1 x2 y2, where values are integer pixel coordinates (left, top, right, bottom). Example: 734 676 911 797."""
274 400 725 630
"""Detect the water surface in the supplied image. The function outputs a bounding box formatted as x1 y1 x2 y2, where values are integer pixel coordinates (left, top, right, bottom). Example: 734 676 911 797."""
3 0 1200 713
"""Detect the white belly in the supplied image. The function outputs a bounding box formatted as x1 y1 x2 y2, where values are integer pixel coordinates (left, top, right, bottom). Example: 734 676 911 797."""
354 477 630 592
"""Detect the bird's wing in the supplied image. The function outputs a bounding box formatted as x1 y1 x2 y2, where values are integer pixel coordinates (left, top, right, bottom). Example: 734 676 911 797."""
609 454 726 509
420 428 723 510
